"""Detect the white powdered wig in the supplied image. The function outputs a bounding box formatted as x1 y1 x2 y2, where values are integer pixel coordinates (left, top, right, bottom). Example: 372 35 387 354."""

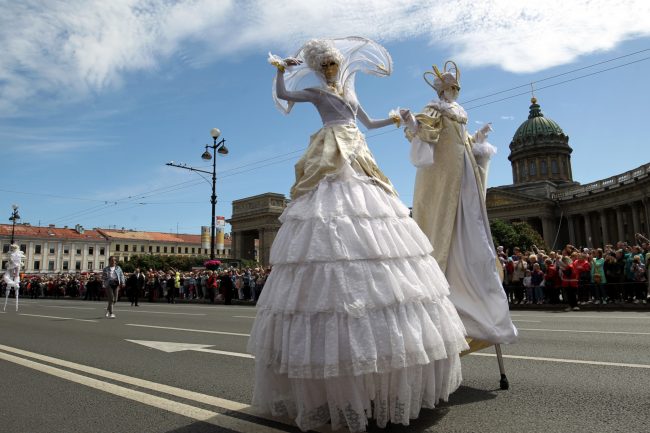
302 39 344 74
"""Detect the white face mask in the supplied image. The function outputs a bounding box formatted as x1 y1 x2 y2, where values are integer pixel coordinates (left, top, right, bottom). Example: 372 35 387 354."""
442 87 459 102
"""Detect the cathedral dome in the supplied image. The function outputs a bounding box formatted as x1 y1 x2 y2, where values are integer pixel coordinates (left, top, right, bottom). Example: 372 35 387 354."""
512 97 565 142
508 97 573 185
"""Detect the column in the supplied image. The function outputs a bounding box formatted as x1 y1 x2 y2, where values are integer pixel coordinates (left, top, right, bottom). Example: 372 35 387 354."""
630 201 641 238
599 210 609 245
583 212 593 247
567 215 576 246
615 206 625 243
231 231 240 260
642 197 650 237
541 217 556 249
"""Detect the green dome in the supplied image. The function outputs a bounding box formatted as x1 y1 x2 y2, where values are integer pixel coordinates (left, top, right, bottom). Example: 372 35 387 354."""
513 98 564 141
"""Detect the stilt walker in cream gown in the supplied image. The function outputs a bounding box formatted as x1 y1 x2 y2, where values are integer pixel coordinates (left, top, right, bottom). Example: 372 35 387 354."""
400 61 518 352
248 38 469 432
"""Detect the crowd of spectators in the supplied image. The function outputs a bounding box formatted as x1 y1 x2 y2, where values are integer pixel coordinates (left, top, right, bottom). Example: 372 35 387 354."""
499 236 650 311
0 266 270 305
3 237 649 312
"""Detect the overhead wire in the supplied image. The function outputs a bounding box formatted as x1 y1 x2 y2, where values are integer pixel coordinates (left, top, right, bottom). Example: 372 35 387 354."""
12 47 649 227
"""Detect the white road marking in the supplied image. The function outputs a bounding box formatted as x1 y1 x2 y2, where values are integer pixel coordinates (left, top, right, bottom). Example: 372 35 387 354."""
127 339 255 359
511 320 542 323
510 314 650 320
19 313 97 323
126 323 250 337
518 327 650 336
47 305 96 310
116 310 206 316
233 315 256 319
470 352 650 369
0 350 285 433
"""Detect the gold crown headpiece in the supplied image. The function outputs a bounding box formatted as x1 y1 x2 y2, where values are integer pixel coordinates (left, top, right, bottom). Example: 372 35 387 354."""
423 60 460 91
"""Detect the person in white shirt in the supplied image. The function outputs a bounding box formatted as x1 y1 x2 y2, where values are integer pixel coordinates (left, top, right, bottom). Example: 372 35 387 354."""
102 256 125 318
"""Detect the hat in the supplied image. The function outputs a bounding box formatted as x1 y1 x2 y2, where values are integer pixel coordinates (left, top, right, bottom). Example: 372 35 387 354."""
424 60 460 95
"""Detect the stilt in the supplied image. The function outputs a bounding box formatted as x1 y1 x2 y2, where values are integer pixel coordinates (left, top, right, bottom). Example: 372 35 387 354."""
495 344 509 390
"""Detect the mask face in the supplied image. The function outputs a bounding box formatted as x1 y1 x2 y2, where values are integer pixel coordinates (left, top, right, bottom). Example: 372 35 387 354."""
442 86 459 102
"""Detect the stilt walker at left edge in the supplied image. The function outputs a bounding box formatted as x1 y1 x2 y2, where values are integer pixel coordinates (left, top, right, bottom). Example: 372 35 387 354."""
3 244 25 311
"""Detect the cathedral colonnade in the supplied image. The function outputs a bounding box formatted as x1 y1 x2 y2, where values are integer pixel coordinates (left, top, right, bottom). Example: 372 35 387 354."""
517 198 650 249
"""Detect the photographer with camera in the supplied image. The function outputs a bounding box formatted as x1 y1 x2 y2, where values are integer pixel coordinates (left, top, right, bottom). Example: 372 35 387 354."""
102 256 125 318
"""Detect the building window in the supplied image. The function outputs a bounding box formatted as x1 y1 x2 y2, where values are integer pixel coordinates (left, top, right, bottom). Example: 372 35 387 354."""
63 246 69 254
529 161 536 176
164 246 168 253
89 247 94 255
540 160 548 175
133 245 137 252
63 261 69 270
99 262 104 269
156 246 160 253
116 244 121 252
124 244 129 252
148 246 152 253
551 159 559 174
48 261 55 271
518 161 526 179
3 244 9 253
171 247 175 254
100 247 105 255
50 246 55 254
20 244 27 253
140 245 145 253
75 261 81 270
192 247 195 254
76 248 81 255
35 244 42 254
87 261 93 270
1 261 6 270
34 260 40 270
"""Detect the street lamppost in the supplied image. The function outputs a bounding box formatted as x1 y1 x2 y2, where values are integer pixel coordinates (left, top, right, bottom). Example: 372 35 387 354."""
9 204 20 244
166 128 228 259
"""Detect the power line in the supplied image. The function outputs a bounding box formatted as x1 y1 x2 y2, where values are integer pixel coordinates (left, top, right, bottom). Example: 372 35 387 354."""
11 47 650 225
460 48 650 105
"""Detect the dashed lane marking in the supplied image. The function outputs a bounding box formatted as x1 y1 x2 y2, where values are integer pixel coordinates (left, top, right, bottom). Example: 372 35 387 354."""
470 352 650 369
518 327 650 336
510 314 650 320
233 315 256 319
125 323 250 337
18 313 98 323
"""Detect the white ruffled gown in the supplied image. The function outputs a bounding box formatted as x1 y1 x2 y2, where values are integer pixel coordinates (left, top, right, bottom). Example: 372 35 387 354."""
248 76 468 432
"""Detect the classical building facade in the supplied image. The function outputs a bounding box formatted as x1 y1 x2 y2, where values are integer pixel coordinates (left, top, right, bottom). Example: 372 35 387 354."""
486 98 650 249
0 224 110 274
96 229 232 262
228 193 287 266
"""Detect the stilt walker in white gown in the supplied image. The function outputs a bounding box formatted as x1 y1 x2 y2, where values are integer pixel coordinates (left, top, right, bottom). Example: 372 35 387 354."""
401 62 518 387
3 244 25 311
248 37 469 432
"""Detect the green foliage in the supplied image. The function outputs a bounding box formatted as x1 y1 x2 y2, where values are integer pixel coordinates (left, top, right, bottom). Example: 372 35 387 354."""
490 219 547 253
119 255 209 273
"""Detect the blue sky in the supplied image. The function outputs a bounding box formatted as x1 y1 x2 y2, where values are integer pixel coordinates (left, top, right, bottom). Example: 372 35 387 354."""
1 0 649 235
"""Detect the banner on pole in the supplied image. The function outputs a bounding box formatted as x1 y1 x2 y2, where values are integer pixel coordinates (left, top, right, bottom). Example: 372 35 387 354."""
216 216 226 250
201 226 210 250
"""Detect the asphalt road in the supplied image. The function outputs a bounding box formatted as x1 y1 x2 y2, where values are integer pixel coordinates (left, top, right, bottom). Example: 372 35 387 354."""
1 299 649 433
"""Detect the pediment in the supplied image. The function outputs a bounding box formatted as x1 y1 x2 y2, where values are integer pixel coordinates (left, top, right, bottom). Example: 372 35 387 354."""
485 189 545 208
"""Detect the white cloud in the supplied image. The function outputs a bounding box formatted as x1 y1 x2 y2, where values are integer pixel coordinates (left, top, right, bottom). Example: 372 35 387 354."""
1 0 649 115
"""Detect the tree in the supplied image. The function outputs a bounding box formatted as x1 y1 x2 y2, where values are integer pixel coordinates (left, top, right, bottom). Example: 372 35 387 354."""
490 219 547 253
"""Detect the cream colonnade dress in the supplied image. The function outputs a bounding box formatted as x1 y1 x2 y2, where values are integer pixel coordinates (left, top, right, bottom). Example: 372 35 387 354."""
247 38 468 432
403 62 518 347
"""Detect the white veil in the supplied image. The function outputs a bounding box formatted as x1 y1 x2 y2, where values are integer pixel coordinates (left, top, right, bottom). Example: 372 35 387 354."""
271 36 393 114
